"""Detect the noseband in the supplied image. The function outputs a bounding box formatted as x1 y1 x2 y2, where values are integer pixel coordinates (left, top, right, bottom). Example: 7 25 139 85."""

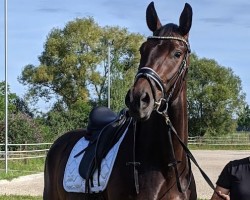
135 36 190 115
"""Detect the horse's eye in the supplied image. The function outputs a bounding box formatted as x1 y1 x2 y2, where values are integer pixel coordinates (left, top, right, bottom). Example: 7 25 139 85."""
174 52 182 58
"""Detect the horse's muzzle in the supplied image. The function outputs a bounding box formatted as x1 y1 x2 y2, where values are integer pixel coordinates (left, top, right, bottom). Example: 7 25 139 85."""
125 87 154 121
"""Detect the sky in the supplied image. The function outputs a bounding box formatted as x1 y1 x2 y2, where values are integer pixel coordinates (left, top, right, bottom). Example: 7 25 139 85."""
0 0 250 112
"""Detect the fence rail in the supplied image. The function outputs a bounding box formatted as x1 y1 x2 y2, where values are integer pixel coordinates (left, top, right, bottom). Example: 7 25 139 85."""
0 135 250 161
0 143 51 161
188 135 250 146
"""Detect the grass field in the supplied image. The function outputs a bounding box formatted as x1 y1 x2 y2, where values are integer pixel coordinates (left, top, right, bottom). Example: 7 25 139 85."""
0 195 42 200
0 195 206 200
0 158 45 180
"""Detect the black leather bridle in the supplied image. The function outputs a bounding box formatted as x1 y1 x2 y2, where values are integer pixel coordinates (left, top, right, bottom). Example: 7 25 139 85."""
135 36 190 116
132 36 217 196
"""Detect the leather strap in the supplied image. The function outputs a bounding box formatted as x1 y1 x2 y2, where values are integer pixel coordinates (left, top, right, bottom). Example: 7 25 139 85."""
167 120 217 192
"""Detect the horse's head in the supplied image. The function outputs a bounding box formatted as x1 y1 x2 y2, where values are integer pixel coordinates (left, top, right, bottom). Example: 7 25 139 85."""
125 2 192 121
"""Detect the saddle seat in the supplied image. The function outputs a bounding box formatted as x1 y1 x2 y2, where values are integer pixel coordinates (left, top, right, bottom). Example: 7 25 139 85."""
76 106 131 192
85 106 118 141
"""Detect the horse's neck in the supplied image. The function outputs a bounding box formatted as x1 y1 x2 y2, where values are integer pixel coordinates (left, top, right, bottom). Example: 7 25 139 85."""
135 113 170 166
169 88 188 142
168 88 188 162
136 89 188 161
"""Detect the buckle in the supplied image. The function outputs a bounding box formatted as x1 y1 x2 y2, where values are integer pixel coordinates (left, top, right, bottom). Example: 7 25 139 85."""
154 98 168 115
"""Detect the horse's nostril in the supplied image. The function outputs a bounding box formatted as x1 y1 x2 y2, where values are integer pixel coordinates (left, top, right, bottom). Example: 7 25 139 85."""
140 92 150 108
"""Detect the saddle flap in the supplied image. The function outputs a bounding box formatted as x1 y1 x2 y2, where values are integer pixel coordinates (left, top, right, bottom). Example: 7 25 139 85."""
79 144 95 179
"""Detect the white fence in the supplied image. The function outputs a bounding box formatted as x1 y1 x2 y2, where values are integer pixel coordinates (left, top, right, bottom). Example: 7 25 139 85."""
0 143 51 161
0 135 250 161
188 135 250 146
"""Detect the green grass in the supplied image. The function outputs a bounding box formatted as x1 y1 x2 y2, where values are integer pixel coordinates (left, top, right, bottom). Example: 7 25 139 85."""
0 158 45 180
0 196 205 200
0 195 42 200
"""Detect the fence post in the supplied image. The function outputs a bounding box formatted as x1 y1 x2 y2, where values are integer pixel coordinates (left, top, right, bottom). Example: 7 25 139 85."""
24 141 27 164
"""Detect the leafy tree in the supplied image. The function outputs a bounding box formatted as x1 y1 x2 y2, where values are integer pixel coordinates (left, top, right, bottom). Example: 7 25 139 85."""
0 81 46 149
0 82 22 145
187 54 245 136
18 17 144 111
16 17 248 139
0 81 19 119
0 81 34 119
102 27 144 111
111 70 135 112
237 104 250 131
12 97 34 117
7 113 44 147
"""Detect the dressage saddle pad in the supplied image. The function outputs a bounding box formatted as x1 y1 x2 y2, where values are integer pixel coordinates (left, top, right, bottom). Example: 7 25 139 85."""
63 129 127 193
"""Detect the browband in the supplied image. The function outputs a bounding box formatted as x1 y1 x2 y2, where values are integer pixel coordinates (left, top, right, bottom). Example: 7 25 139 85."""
147 36 191 53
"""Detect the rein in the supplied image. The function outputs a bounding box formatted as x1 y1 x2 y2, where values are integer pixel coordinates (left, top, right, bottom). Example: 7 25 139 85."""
163 113 217 193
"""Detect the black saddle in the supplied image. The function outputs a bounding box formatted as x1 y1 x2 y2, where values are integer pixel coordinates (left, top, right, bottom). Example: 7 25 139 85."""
86 106 119 140
75 106 131 192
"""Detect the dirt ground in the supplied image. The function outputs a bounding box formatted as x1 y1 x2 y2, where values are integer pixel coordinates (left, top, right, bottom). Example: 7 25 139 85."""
0 150 249 199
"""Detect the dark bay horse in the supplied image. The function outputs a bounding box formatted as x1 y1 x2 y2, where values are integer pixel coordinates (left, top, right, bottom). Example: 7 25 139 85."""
43 2 197 200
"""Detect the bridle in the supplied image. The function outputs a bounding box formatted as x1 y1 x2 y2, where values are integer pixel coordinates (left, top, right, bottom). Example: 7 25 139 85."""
132 36 217 197
135 36 190 116
131 35 192 194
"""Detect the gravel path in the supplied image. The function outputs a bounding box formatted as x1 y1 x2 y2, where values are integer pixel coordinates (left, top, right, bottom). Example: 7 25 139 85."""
0 150 249 198
0 172 43 196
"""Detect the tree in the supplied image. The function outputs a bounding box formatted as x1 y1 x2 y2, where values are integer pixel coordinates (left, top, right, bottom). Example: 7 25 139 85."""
7 113 44 148
0 81 45 148
187 54 245 136
18 17 144 111
100 27 143 111
0 81 19 119
0 81 17 145
237 104 250 131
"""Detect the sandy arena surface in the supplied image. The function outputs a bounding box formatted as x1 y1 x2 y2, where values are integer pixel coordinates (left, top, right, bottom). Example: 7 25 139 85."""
0 150 249 199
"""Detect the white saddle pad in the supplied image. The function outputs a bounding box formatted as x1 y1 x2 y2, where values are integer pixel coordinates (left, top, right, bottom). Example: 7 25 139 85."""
63 127 128 193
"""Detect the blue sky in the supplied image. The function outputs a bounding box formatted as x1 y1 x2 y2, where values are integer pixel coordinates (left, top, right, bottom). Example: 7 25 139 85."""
0 0 250 111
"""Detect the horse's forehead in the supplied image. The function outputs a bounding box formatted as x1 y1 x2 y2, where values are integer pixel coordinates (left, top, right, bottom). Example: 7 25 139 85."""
142 26 184 54
140 36 178 63
156 23 180 36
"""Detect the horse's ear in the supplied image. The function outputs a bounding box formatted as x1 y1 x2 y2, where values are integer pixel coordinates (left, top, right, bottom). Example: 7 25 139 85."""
179 3 192 36
146 2 162 32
